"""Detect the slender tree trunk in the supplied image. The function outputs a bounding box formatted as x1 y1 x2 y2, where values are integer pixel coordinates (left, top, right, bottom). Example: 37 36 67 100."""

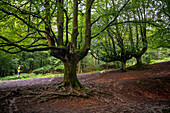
63 62 82 88
92 55 93 67
80 59 83 73
84 58 86 69
157 48 159 60
98 59 100 65
77 61 82 74
78 62 81 74
121 60 126 72
40 58 43 67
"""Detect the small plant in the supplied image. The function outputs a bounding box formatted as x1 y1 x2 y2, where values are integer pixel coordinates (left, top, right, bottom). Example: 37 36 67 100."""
54 64 64 70
136 80 140 84
33 65 52 74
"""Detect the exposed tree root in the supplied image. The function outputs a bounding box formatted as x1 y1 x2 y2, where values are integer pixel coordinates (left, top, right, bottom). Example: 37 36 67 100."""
55 82 90 97
31 83 93 103
0 88 21 100
55 82 91 97
128 63 151 70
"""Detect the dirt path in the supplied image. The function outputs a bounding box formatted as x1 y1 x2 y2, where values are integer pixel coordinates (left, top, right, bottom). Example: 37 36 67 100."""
0 61 170 113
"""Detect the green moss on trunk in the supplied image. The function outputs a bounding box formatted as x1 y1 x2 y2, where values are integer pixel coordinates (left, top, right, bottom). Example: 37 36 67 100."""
121 61 126 72
63 62 82 88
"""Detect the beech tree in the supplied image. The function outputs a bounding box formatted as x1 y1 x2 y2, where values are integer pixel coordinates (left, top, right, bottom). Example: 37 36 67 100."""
91 0 169 71
91 23 134 71
131 0 169 65
0 0 130 93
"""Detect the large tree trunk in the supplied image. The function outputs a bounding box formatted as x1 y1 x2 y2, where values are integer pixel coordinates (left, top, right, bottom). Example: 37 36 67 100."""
62 61 82 88
136 55 142 65
91 55 94 67
77 62 81 74
121 60 126 72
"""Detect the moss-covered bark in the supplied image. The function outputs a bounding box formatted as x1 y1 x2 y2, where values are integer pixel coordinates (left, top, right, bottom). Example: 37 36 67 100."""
121 60 126 72
136 55 142 65
63 62 82 88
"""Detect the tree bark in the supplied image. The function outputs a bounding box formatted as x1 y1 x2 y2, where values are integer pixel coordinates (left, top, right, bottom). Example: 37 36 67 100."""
57 0 64 46
72 0 78 48
136 55 142 65
63 61 82 88
92 55 93 67
121 60 126 72
157 48 159 60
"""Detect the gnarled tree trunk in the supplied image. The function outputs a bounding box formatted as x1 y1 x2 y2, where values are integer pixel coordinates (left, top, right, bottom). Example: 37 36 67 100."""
63 61 82 88
136 55 142 65
121 60 126 72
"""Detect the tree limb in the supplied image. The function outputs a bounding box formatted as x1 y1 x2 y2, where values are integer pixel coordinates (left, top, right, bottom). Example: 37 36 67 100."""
0 36 66 53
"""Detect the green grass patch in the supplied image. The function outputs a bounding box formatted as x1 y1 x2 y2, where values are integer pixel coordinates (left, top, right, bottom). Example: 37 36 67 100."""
150 57 170 63
78 70 101 75
0 69 102 81
0 73 63 81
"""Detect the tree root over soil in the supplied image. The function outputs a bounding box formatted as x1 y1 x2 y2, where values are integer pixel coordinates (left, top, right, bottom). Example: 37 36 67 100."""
27 82 95 103
54 82 92 97
127 63 151 70
0 88 22 100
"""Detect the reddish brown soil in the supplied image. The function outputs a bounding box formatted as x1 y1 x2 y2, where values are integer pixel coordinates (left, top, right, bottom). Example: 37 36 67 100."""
0 61 170 113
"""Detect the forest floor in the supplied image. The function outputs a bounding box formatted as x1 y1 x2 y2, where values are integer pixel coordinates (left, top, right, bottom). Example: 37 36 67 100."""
0 61 170 113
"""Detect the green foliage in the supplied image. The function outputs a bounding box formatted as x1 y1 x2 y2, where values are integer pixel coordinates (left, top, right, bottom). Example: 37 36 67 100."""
141 48 170 64
90 65 103 71
18 52 51 72
150 57 170 63
0 51 64 77
54 64 64 70
31 55 64 74
0 51 19 77
149 28 170 49
32 65 52 74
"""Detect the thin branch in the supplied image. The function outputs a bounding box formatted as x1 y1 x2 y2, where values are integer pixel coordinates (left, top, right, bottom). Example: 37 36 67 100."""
51 0 58 16
18 1 29 8
163 8 170 18
91 50 119 62
91 16 101 26
91 0 130 39
1 1 43 19
15 32 36 43
0 49 22 54
110 20 163 27
63 9 70 46
0 8 49 35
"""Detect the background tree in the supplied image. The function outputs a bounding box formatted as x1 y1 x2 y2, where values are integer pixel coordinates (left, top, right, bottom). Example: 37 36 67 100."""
91 0 169 71
0 51 18 76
